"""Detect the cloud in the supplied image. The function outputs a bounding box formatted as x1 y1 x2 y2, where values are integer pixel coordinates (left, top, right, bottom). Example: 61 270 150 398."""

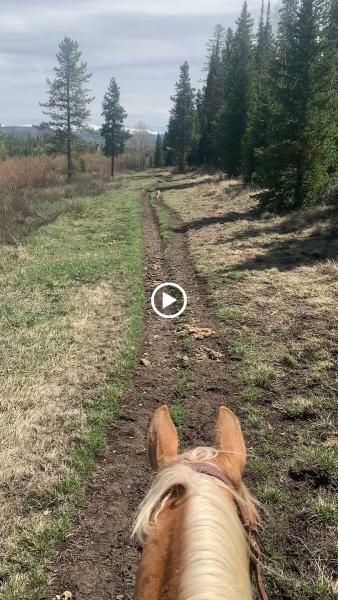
0 0 263 130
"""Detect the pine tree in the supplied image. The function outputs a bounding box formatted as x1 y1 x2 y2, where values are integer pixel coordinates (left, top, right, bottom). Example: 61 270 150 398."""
162 131 174 166
0 129 7 158
40 37 93 181
255 0 300 206
242 1 275 181
167 62 195 172
217 28 234 168
192 89 206 165
257 0 337 208
296 0 338 203
220 2 254 176
101 78 128 177
154 132 164 168
201 25 226 166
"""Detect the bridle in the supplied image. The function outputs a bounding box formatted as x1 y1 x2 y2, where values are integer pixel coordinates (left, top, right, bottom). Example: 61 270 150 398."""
187 462 269 600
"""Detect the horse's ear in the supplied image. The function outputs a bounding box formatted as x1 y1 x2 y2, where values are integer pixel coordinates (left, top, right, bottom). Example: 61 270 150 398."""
148 405 178 470
214 406 246 485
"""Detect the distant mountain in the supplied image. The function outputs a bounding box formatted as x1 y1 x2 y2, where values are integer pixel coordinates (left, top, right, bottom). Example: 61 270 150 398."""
0 125 157 148
0 125 102 144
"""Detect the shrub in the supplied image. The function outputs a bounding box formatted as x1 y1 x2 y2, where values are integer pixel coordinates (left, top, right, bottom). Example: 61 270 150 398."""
0 156 54 190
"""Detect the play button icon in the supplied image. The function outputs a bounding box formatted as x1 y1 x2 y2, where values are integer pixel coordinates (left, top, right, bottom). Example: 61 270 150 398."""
151 282 187 319
162 292 177 310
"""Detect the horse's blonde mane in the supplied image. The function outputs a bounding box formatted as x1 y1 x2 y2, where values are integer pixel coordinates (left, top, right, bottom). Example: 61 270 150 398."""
133 447 256 600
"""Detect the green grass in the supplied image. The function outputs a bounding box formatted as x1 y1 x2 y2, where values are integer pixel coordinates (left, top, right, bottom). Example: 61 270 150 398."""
154 204 172 246
310 495 337 525
241 363 278 387
290 447 338 485
170 403 186 432
240 406 264 429
230 340 246 358
174 371 195 398
242 386 262 401
226 270 248 281
218 306 242 322
279 395 335 420
0 174 153 600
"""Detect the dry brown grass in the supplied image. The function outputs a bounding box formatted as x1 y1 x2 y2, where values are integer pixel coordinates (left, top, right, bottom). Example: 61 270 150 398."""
164 174 338 599
0 154 113 243
0 155 56 189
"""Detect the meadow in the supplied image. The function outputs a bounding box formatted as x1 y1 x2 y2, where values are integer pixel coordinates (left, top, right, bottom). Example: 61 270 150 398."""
163 173 337 598
0 170 154 599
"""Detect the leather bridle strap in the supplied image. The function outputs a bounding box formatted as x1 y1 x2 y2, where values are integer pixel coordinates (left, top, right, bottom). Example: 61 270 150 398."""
186 462 269 600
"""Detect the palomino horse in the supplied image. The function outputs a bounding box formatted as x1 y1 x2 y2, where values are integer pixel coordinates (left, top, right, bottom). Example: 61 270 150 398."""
133 405 268 600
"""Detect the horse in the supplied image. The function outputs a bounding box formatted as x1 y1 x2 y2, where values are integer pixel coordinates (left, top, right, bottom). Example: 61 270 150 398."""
133 405 268 600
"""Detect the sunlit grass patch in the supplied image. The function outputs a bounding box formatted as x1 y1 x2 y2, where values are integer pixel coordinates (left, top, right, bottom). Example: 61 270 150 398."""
226 270 248 281
242 386 262 402
278 395 336 420
230 340 246 357
170 403 186 431
218 306 242 322
154 203 172 246
241 405 264 429
174 371 195 398
258 485 286 505
309 494 337 525
290 446 338 486
241 364 278 387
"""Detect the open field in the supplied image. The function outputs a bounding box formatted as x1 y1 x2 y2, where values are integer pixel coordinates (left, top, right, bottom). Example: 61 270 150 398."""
161 173 338 599
0 173 154 599
0 154 122 244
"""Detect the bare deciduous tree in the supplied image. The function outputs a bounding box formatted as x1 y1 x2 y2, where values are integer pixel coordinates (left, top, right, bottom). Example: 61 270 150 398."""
131 121 152 171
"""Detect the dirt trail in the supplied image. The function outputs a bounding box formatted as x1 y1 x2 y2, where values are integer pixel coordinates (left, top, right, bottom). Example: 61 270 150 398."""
50 185 233 600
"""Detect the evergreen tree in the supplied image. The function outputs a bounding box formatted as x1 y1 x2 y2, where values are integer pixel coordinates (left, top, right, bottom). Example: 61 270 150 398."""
154 132 164 167
162 131 174 166
220 2 254 176
40 38 93 181
200 25 226 166
255 0 299 205
257 0 337 208
0 130 7 158
298 0 338 203
101 78 129 177
167 62 195 172
242 1 275 181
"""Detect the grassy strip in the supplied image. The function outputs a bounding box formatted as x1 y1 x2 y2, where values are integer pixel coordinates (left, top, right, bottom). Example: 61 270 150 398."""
152 200 172 246
0 174 153 600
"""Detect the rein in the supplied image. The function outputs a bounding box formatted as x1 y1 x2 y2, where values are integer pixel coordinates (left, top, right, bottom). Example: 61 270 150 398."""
187 462 269 600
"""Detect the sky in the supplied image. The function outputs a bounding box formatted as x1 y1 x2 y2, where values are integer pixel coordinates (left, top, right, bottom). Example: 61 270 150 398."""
0 0 264 132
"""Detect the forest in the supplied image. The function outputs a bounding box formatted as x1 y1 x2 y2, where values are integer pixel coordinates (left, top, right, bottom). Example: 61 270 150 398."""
164 0 338 210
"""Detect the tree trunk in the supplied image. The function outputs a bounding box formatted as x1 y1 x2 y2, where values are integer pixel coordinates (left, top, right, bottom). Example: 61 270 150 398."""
66 46 72 183
67 132 72 182
178 147 186 173
111 153 115 177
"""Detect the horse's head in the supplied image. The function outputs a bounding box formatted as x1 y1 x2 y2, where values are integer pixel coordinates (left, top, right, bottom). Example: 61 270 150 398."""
148 404 247 488
134 405 268 600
